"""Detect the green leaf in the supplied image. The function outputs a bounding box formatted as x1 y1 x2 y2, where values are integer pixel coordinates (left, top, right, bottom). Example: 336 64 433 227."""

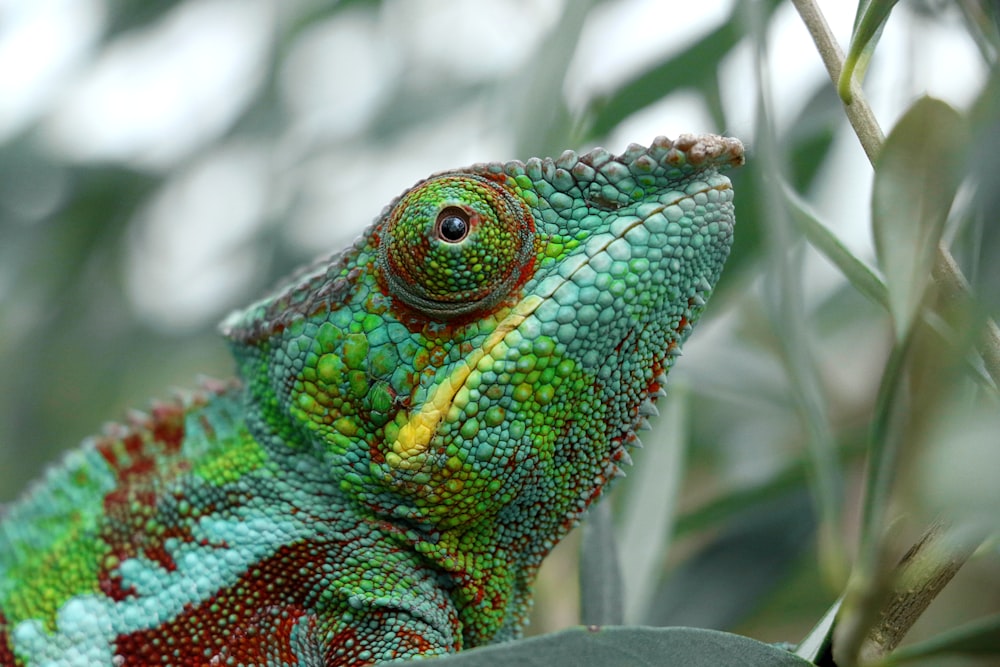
871 97 968 342
782 183 888 310
643 491 815 631
510 0 599 157
428 627 813 666
579 500 624 626
617 384 688 621
839 0 901 101
786 83 841 191
105 0 185 37
585 0 784 140
795 596 842 663
917 394 1000 532
886 612 1000 662
673 461 810 538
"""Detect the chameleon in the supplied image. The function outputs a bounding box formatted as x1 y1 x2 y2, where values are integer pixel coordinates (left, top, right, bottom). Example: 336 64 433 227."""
0 134 743 666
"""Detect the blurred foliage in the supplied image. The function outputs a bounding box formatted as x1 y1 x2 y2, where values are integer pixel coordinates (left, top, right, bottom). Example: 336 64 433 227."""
1 0 999 665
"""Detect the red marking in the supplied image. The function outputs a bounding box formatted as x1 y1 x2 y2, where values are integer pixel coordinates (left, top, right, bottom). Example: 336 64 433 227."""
227 260 366 346
374 520 409 540
480 172 511 186
0 612 21 667
150 404 185 451
646 355 668 398
586 481 605 504
112 540 401 666
429 346 448 367
307 301 331 322
379 267 534 332
490 589 506 613
198 414 216 440
395 627 436 655
114 541 318 664
369 443 387 465
92 398 210 601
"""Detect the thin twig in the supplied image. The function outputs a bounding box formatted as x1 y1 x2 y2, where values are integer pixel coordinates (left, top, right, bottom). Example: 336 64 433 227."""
789 0 884 162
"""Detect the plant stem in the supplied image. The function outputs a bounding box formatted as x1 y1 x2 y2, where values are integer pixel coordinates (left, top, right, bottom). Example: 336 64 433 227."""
858 521 983 663
789 0 884 162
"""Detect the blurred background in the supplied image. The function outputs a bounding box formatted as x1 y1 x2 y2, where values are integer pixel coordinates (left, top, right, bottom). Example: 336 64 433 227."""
1 0 997 662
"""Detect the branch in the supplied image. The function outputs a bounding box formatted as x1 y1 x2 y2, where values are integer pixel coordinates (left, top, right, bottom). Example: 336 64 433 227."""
788 0 884 162
858 521 983 662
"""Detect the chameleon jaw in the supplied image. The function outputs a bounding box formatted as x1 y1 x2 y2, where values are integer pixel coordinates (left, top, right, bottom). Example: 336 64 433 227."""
386 294 544 469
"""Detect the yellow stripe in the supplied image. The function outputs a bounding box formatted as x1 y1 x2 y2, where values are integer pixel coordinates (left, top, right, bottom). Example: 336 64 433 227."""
390 295 543 462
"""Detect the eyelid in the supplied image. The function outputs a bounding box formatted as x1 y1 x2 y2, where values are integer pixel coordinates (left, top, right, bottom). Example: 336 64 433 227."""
434 206 472 243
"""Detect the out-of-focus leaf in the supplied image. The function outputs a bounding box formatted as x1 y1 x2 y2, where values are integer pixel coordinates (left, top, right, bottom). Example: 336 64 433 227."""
430 626 813 666
672 458 822 538
579 500 624 626
617 384 687 622
955 0 1000 62
720 56 838 296
839 0 902 101
967 69 1000 316
286 0 385 40
751 21 847 582
783 183 888 309
886 612 1000 662
786 83 841 192
712 166 762 300
0 166 161 500
795 596 842 664
674 477 805 539
644 491 815 631
871 96 969 342
105 0 185 37
511 0 599 157
585 0 784 140
917 394 1000 532
843 335 911 655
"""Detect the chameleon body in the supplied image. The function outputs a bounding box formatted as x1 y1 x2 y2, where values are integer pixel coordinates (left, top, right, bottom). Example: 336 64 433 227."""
0 134 742 666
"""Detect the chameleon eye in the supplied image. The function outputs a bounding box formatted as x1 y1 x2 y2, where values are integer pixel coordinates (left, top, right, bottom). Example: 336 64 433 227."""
435 207 471 243
378 174 536 320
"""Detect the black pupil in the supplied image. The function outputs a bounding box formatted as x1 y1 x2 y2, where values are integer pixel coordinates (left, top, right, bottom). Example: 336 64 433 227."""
437 210 470 242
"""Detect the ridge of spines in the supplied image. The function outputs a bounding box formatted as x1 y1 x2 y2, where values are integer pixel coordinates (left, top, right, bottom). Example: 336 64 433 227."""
500 134 744 185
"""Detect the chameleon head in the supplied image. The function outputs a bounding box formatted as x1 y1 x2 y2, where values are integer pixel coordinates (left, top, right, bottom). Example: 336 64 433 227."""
223 134 742 548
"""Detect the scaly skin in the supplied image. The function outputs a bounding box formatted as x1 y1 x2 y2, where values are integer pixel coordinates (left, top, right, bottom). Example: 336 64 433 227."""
0 134 743 666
